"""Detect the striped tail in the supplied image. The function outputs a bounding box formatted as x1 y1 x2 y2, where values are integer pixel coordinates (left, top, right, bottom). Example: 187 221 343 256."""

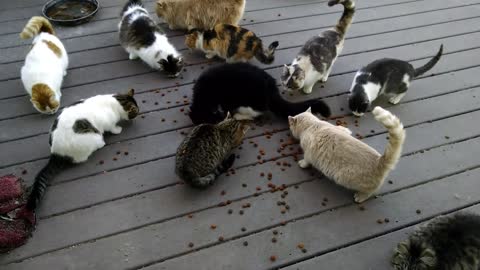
414 44 443 77
26 154 72 211
255 41 279 64
327 0 355 38
20 16 55 39
189 154 236 188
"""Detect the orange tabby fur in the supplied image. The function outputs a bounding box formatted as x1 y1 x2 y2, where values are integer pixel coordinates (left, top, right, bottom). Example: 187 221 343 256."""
31 83 59 112
42 40 62 58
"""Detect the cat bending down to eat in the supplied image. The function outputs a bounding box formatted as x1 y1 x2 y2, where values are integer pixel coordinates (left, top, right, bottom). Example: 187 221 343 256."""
176 113 250 188
289 106 405 203
392 212 480 270
26 90 139 218
281 0 355 94
349 45 443 116
189 63 331 125
20 16 68 114
119 0 184 77
156 0 245 30
185 24 279 64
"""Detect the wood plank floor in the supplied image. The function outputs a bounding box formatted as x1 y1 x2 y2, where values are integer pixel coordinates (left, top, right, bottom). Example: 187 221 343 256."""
1 0 479 269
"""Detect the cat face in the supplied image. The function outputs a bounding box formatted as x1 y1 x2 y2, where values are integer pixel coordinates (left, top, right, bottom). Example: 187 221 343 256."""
159 54 184 78
348 85 370 116
114 89 140 120
288 107 313 139
281 64 305 91
218 114 251 146
155 2 172 17
31 83 59 114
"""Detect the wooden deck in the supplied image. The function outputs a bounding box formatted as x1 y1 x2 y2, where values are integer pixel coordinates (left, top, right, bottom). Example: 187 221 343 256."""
1 0 480 269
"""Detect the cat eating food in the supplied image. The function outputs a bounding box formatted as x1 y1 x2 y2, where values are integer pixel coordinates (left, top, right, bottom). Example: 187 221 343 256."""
289 106 405 203
281 0 355 94
156 0 245 31
20 16 69 114
119 0 184 77
26 90 139 220
189 63 331 125
185 24 279 64
392 212 480 270
348 45 444 116
176 113 250 188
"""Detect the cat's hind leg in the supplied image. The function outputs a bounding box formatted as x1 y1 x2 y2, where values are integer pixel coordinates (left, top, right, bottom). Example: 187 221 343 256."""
302 83 314 94
110 125 123 135
388 83 408 105
129 52 139 60
354 191 374 203
298 159 311 169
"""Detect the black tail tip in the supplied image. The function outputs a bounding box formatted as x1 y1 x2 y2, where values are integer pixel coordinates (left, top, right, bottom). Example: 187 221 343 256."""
327 0 339 6
438 44 444 55
270 41 279 49
312 100 332 117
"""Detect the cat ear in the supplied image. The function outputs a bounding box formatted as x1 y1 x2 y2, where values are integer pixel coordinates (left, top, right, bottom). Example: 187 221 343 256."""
306 107 312 113
158 59 167 70
225 111 232 120
288 116 296 125
127 89 135 97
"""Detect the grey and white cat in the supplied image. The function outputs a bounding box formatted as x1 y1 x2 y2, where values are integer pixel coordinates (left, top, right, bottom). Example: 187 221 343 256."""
175 113 250 188
392 212 480 270
27 90 139 213
348 45 443 116
281 0 355 94
119 0 184 77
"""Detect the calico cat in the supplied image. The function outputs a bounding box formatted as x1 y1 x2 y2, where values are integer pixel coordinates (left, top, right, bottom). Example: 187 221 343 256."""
156 0 245 30
119 0 184 77
185 24 279 64
348 45 443 116
281 0 355 94
20 16 68 114
26 90 139 214
189 63 331 125
392 212 480 270
176 113 250 188
289 106 405 203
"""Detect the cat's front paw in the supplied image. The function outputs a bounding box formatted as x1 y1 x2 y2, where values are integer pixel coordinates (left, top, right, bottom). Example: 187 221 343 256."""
298 159 310 169
354 192 372 203
205 53 215 59
302 86 313 94
129 53 139 60
111 126 123 134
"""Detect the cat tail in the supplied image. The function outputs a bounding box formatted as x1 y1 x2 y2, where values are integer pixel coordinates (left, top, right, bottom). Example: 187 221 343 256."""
372 107 405 173
189 154 236 188
270 89 331 118
26 154 72 211
327 0 355 38
255 41 279 64
20 16 55 39
391 238 437 270
414 44 443 77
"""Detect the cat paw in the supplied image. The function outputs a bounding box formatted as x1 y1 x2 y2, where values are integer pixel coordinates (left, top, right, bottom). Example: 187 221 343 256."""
354 192 372 203
205 53 215 59
111 126 122 134
298 159 310 169
302 86 313 94
129 53 139 60
388 94 405 105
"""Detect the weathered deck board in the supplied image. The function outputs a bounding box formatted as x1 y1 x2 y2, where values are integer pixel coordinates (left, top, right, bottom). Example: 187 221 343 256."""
1 0 480 269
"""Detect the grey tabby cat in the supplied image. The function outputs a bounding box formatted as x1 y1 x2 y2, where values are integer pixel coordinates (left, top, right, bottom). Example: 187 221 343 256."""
392 212 480 270
281 0 355 94
175 113 250 188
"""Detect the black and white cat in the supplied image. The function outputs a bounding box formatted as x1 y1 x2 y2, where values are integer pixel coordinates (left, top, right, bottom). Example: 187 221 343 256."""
281 0 355 94
189 63 331 125
348 45 443 116
119 0 184 77
26 90 139 214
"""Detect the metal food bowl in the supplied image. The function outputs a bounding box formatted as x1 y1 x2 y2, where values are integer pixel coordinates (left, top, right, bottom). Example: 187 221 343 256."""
42 0 99 26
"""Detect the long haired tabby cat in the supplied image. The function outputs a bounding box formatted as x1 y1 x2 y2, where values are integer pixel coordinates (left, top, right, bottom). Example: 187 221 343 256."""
26 90 139 220
281 0 355 94
289 106 405 203
20 16 68 114
348 45 443 116
176 113 250 188
189 63 331 125
185 24 279 64
156 0 245 30
119 0 184 77
392 212 480 270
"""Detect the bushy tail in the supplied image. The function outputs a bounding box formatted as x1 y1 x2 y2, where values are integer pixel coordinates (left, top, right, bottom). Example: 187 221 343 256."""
189 154 236 188
255 41 279 64
391 238 437 270
414 44 443 77
20 16 55 39
372 107 405 173
328 0 355 38
26 154 71 211
270 89 331 118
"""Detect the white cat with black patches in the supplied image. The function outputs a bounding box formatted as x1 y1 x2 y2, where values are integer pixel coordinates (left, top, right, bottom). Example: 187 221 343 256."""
119 0 184 77
26 90 139 216
281 0 355 94
348 45 443 116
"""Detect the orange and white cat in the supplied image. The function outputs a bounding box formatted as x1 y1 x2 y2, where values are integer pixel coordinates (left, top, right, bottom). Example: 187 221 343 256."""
20 16 68 114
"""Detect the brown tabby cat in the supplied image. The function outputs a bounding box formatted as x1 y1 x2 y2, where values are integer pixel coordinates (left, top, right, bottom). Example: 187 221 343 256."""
156 0 245 30
185 24 279 64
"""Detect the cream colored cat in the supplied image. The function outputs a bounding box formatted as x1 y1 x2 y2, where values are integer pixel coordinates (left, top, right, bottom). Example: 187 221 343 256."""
288 107 405 203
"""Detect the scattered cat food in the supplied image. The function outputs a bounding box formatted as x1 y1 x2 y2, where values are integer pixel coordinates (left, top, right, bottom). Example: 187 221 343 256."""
302 248 307 253
256 186 262 191
297 243 305 249
141 115 145 119
272 237 277 243
116 151 121 155
220 190 226 196
124 151 129 155
21 169 28 175
239 210 244 215
241 227 246 232
188 214 193 218
141 100 146 103
99 160 104 165
269 255 276 262
377 219 384 224
228 209 233 214
278 13 281 16
250 19 254 22
273 230 278 235
260 173 265 177
281 209 286 214
384 218 390 223
359 205 366 211
113 157 118 161
242 183 247 188
416 209 422 214
210 224 217 230
161 118 165 122
321 202 327 206
188 242 194 248
218 236 224 241
242 203 251 208
323 197 328 202
243 241 248 246
388 180 393 184
445 136 450 139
